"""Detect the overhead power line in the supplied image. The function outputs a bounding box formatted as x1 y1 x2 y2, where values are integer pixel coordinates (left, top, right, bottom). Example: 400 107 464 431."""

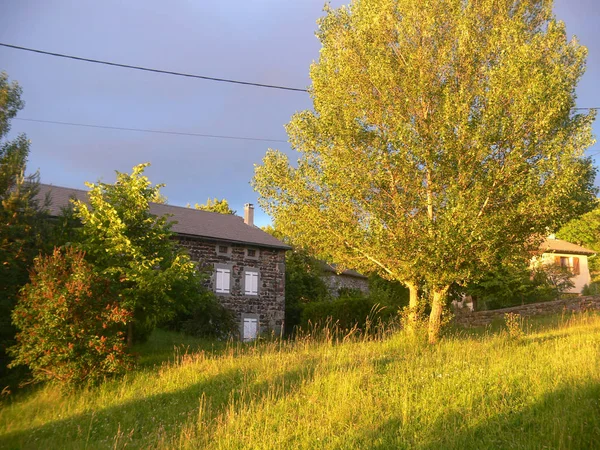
13 117 288 143
0 42 309 93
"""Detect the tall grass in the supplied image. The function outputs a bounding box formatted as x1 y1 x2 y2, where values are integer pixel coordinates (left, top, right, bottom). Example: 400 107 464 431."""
1 313 599 449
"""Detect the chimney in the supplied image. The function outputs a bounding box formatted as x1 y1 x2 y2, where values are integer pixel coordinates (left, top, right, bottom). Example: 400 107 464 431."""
244 203 254 226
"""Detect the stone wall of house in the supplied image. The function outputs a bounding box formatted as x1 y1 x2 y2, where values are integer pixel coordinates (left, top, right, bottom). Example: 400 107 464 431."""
453 295 600 328
321 273 370 297
177 236 286 337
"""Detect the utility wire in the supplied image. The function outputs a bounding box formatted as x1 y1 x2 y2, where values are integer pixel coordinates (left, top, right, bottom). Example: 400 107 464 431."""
3 43 599 109
13 117 288 143
0 42 309 93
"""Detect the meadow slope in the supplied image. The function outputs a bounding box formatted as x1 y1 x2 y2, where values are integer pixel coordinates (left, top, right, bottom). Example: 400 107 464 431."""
1 314 599 449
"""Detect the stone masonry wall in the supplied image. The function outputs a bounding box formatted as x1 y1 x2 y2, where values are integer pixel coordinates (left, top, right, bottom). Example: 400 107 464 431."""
321 273 370 297
177 236 286 337
453 295 600 328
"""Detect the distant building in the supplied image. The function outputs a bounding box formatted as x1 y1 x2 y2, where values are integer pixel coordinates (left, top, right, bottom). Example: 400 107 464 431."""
319 262 369 297
38 184 290 341
536 235 595 294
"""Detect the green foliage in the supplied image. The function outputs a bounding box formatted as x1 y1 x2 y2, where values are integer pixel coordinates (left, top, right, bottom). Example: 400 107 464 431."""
163 294 237 340
253 0 598 343
582 282 600 296
300 290 392 331
73 163 204 343
262 225 331 335
368 274 410 309
194 198 236 215
464 263 556 311
8 248 133 386
0 72 50 377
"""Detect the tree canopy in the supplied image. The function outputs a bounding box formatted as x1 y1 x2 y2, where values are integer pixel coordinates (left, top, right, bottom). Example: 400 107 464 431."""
73 163 203 344
253 0 597 342
0 72 49 374
194 198 236 215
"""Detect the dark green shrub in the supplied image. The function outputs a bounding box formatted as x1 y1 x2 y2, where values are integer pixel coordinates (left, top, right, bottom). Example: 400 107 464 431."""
163 294 237 340
367 274 410 308
464 264 558 311
582 282 600 296
283 250 330 335
300 291 392 331
9 248 133 386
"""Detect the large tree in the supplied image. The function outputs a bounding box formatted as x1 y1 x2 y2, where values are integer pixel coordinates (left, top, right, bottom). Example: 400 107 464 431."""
253 0 597 342
0 72 48 374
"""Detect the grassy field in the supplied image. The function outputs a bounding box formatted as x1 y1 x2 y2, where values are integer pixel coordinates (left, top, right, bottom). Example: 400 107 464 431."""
1 314 599 449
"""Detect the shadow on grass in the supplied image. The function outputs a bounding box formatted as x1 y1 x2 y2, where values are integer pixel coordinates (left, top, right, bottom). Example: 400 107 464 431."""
1 361 319 449
358 381 600 449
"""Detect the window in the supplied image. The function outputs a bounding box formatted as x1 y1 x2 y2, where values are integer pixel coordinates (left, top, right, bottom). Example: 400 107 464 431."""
244 270 259 296
217 245 230 256
247 249 256 257
555 256 580 276
215 267 231 294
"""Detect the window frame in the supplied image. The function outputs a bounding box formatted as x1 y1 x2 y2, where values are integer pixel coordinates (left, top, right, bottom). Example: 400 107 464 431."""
216 244 230 257
245 248 259 260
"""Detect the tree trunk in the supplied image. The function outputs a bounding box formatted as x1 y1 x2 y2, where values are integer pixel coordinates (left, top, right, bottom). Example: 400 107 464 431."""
428 287 448 344
127 321 133 347
405 281 419 334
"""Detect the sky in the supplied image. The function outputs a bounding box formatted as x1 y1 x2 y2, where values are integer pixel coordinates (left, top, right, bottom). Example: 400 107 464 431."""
1 0 599 227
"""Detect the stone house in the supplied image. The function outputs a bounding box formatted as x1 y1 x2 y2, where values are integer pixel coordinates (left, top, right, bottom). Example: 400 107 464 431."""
37 184 290 341
320 263 370 297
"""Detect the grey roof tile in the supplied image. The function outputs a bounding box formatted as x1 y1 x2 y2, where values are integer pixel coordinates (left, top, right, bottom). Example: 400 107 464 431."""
38 184 290 250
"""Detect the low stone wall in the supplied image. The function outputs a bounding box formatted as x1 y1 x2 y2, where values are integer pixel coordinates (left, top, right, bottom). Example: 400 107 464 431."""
453 295 600 328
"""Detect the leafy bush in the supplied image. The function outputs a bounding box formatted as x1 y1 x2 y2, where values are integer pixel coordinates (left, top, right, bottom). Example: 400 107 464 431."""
300 291 393 331
464 264 560 311
9 248 133 386
73 163 204 345
582 282 600 296
368 274 410 309
282 249 331 335
164 294 237 340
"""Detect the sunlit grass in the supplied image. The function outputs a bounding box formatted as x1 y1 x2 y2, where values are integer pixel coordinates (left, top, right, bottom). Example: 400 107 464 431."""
1 313 599 449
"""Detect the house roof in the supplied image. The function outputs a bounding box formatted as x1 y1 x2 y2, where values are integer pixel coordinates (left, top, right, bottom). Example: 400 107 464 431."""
320 262 368 279
37 184 291 250
540 237 596 256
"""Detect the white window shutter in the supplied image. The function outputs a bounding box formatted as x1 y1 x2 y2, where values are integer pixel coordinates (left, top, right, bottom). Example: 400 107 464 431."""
216 269 222 292
216 268 230 293
245 271 258 295
223 269 230 293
